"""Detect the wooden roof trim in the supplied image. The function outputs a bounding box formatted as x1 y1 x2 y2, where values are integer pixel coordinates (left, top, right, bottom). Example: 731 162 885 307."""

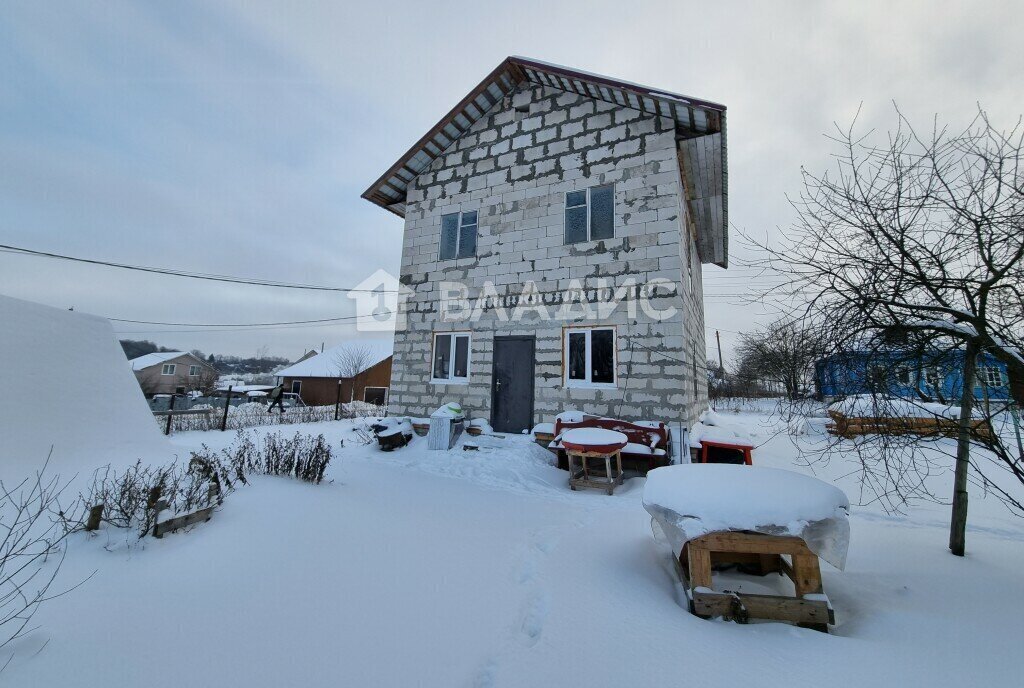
360 58 518 206
362 56 728 215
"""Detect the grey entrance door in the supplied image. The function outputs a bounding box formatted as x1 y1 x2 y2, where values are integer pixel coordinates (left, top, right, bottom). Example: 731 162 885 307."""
491 336 535 434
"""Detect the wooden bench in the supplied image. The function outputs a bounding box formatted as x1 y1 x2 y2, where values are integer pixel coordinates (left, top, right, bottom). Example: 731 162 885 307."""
551 417 670 474
679 530 834 632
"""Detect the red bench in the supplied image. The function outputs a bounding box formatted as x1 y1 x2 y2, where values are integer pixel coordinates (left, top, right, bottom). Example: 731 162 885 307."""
551 417 671 474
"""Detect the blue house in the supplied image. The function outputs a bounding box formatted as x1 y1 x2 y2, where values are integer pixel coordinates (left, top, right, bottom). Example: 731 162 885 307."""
815 350 1011 402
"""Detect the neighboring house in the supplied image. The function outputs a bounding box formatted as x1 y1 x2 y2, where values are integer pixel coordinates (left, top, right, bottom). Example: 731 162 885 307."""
362 56 728 433
815 350 1012 403
129 351 218 397
275 343 393 406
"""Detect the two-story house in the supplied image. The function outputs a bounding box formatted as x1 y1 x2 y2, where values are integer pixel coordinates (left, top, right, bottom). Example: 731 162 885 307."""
362 57 727 434
129 351 217 397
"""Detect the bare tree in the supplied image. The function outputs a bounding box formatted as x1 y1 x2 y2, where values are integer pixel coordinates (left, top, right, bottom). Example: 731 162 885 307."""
187 365 219 397
752 105 1024 554
0 456 85 655
736 319 824 400
333 345 375 402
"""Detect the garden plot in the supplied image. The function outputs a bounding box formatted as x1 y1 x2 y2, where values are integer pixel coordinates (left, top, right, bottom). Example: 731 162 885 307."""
2 410 1022 687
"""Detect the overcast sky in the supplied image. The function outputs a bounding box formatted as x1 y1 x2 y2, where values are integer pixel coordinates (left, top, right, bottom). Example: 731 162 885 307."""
1 1 1021 362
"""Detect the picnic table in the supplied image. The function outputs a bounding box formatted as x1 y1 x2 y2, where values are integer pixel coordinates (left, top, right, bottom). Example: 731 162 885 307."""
562 427 628 495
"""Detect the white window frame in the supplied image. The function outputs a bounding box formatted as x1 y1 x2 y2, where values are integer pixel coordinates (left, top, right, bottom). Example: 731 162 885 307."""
431 332 471 384
564 326 617 389
290 380 302 395
363 386 388 404
564 184 614 244
923 367 942 388
188 365 200 377
977 366 1006 388
894 364 915 386
161 364 176 376
439 210 478 261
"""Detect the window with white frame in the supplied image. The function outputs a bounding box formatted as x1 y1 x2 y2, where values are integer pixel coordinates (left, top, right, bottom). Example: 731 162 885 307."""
565 327 616 387
161 364 176 375
564 184 614 244
977 366 1006 388
189 365 200 377
894 364 914 386
923 367 942 388
291 380 302 395
432 333 471 383
439 210 477 260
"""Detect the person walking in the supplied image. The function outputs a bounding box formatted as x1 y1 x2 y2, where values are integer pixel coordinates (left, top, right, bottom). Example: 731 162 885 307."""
267 382 286 414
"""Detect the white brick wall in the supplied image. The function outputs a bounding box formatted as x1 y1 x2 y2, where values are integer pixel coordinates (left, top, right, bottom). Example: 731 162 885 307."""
388 84 708 428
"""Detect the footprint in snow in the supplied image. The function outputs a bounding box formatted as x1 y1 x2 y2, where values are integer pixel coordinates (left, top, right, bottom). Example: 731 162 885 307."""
519 590 550 646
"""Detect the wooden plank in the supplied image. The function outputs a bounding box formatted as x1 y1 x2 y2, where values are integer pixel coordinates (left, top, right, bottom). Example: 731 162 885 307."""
791 553 824 597
686 543 713 589
153 505 214 538
692 590 834 626
692 531 815 556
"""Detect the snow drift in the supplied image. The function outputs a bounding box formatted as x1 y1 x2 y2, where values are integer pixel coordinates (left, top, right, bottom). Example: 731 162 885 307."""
0 294 169 483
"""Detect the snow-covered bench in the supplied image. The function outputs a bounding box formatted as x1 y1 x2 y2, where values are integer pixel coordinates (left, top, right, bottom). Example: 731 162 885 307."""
643 464 850 632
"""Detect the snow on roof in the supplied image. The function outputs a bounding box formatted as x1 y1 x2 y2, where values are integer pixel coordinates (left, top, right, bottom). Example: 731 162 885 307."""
275 340 393 379
129 351 192 371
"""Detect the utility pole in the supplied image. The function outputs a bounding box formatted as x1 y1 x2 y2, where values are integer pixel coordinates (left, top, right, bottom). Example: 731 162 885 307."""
715 330 724 374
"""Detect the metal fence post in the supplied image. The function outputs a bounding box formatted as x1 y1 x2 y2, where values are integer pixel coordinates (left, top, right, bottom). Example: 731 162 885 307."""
165 394 175 435
221 386 233 431
335 380 342 421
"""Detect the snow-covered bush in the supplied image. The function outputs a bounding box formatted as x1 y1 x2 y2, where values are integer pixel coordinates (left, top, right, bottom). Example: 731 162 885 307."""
80 431 334 537
190 431 333 486
81 458 232 537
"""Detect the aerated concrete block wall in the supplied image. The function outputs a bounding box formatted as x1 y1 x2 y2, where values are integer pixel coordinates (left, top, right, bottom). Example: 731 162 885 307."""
388 83 708 428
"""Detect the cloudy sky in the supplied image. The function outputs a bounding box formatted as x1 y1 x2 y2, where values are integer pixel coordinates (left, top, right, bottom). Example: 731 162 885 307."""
1 1 1020 362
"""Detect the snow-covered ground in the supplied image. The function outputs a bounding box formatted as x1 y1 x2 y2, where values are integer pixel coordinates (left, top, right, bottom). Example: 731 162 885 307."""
4 408 1022 686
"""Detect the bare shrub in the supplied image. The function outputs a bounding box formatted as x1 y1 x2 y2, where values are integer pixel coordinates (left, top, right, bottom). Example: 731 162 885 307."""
0 457 86 651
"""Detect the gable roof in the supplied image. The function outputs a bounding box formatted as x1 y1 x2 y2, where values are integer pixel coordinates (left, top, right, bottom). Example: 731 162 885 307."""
275 340 394 379
128 351 203 371
361 56 728 267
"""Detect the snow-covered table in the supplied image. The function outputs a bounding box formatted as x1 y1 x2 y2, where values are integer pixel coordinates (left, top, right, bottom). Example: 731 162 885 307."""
643 464 850 631
561 427 628 495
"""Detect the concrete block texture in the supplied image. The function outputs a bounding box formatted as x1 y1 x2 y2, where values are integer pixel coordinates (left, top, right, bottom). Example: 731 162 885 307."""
388 83 708 427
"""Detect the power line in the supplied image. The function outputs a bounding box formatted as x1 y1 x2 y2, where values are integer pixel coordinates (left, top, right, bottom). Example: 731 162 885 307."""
111 316 393 335
108 314 367 327
0 244 396 293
